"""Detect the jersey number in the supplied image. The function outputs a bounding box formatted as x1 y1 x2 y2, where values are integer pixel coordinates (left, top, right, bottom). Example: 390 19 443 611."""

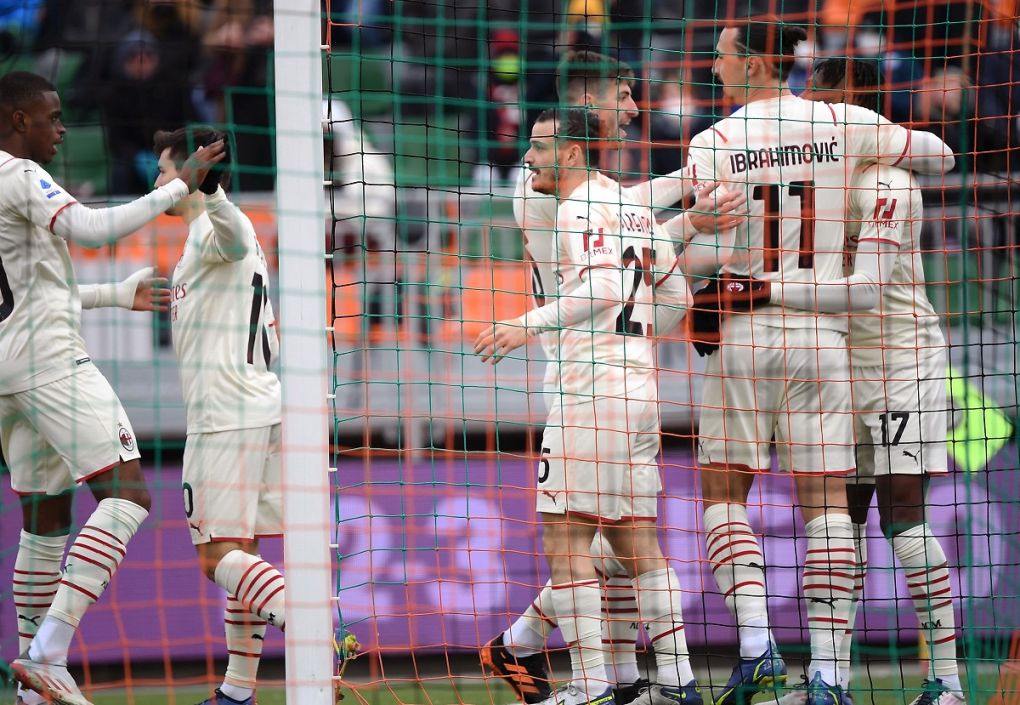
879 411 910 447
615 245 653 337
247 273 271 367
752 180 815 272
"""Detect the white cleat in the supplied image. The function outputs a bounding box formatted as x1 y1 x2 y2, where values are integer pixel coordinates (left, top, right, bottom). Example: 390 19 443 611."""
11 658 93 705
907 680 966 705
532 684 616 705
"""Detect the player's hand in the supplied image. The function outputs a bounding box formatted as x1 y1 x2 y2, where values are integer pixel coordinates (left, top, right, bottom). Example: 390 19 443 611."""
473 321 529 365
132 272 171 312
688 181 747 234
177 140 227 194
199 132 231 195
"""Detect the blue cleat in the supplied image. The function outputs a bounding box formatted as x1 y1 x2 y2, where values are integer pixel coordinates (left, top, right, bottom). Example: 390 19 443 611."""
193 688 255 705
806 672 851 705
639 681 704 705
713 645 787 705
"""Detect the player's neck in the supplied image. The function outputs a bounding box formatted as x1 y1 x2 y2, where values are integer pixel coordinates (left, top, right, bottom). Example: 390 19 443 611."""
742 84 792 105
180 197 206 225
555 171 593 201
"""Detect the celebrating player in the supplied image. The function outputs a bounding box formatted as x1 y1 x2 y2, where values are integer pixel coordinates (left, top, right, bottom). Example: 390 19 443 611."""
683 18 955 705
475 107 703 705
482 49 745 705
153 126 285 705
0 71 221 705
769 57 962 705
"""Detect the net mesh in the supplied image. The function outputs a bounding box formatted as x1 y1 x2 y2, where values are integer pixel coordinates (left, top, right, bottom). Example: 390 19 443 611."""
0 1 1016 704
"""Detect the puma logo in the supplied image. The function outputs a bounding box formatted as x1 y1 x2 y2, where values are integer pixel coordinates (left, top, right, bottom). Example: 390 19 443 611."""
542 490 557 503
748 561 766 574
17 614 41 626
253 634 265 641
810 597 837 608
902 449 920 462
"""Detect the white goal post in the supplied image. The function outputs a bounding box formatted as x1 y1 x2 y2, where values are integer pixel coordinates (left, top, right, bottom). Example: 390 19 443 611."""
273 1 334 703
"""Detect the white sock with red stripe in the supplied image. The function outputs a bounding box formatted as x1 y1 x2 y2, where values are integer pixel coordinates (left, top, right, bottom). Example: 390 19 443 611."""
505 579 555 657
838 522 867 688
221 595 266 700
31 499 147 664
804 513 855 687
551 580 607 696
891 524 962 695
14 531 67 654
635 567 693 688
704 503 772 659
215 550 286 629
602 570 640 685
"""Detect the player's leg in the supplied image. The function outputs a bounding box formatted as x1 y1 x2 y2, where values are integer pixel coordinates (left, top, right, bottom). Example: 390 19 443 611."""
783 329 855 705
837 480 875 690
12 367 149 705
6 410 74 705
591 533 645 699
698 329 786 705
185 425 285 704
873 358 962 705
602 394 698 705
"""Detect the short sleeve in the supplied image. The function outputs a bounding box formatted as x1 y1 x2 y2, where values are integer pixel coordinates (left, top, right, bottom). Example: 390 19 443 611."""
557 197 620 280
6 161 78 235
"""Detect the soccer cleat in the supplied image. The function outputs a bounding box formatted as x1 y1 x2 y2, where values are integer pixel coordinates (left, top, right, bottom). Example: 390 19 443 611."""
806 672 851 705
775 675 809 705
193 688 256 705
614 679 652 705
480 632 552 704
907 679 966 705
10 658 93 705
533 684 617 705
713 644 787 705
636 681 704 705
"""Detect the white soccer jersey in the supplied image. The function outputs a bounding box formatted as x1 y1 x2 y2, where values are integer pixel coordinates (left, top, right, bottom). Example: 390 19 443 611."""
686 96 917 332
844 163 944 368
0 153 88 394
171 200 281 433
549 179 683 398
514 166 623 394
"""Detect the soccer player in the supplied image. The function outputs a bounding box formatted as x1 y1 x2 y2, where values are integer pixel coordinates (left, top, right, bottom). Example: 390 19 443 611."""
482 49 745 705
772 57 962 705
475 107 703 705
0 71 221 705
682 19 955 705
152 126 285 705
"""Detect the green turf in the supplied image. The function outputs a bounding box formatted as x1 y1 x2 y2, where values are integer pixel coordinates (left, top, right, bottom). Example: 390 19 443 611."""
0 669 1005 705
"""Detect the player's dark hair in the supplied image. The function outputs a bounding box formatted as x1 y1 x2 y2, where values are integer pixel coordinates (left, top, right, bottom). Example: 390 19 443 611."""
153 125 225 163
0 72 56 113
535 107 601 166
812 57 882 115
731 16 808 81
555 50 635 101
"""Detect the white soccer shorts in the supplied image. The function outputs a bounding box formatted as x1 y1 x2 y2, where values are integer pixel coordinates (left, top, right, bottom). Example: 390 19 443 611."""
182 423 282 544
697 319 855 474
537 388 662 522
851 349 948 481
3 364 141 495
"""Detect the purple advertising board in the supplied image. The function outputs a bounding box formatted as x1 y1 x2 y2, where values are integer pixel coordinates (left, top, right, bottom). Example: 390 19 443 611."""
1 450 1016 666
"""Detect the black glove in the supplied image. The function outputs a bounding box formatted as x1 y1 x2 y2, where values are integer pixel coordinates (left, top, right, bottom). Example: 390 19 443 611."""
198 130 230 195
689 274 772 357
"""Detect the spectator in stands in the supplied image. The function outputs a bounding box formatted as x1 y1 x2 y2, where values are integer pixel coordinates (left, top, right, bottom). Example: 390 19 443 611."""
912 65 1014 173
470 29 522 187
648 69 712 176
98 28 196 194
202 0 274 191
0 0 44 53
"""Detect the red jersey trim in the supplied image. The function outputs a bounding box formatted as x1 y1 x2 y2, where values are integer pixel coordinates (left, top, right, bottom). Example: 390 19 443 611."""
48 202 77 234
892 131 911 167
859 236 901 247
711 128 728 143
577 263 615 281
654 256 682 288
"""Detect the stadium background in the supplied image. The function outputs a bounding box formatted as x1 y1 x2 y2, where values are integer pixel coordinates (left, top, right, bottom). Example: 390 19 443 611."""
0 0 1019 703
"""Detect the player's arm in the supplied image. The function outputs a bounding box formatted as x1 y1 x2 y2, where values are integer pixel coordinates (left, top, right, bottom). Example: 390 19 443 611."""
620 165 695 210
201 186 251 263
841 103 955 174
79 267 170 311
49 143 225 247
650 244 694 336
769 183 908 313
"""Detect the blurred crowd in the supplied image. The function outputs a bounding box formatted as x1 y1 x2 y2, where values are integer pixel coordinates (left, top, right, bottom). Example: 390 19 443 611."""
0 0 1016 197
